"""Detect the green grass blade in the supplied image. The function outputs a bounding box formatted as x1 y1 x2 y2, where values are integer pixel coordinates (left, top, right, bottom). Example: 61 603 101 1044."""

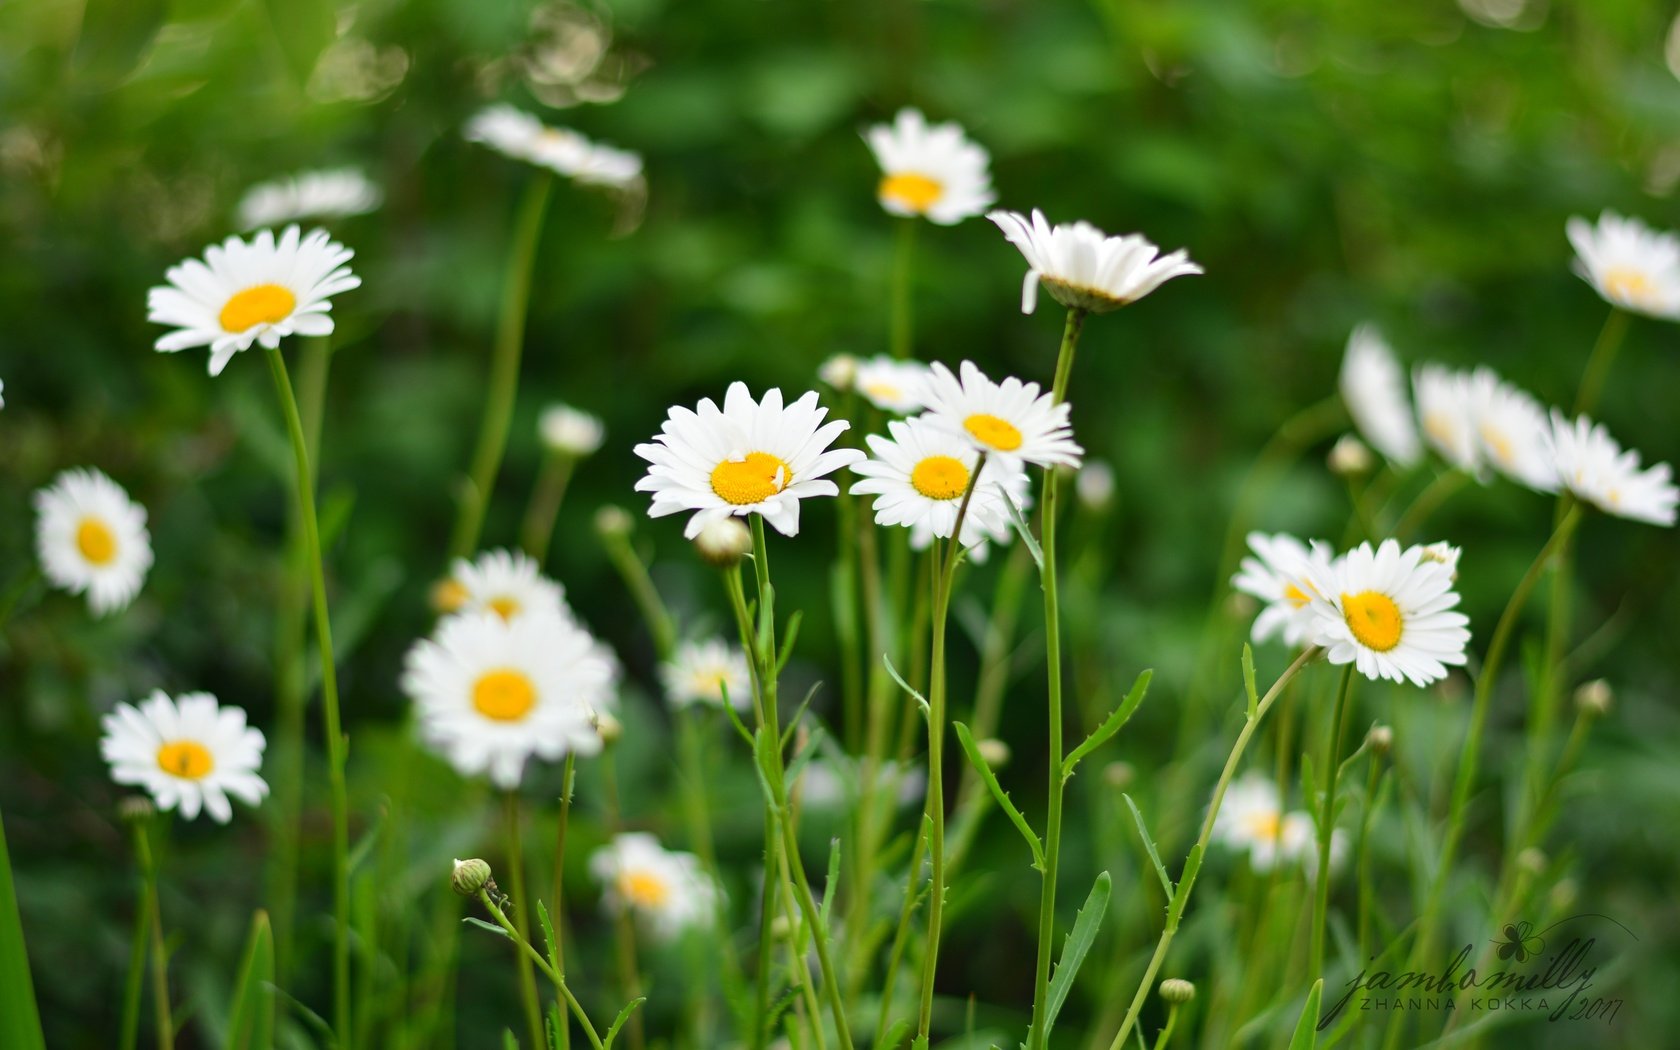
1287 978 1324 1050
226 910 275 1050
0 806 45 1050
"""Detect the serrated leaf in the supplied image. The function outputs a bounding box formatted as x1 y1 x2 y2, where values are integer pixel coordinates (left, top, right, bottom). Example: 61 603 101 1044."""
954 722 1044 870
1043 871 1112 1035
602 996 646 1049
1063 669 1153 777
536 901 559 973
1000 489 1043 572
818 838 842 928
462 917 513 940
1242 644 1259 721
1287 979 1324 1050
1123 794 1173 900
880 1018 914 1049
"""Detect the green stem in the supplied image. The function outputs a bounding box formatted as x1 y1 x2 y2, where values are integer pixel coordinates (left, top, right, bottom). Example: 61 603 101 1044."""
1574 306 1630 417
504 793 545 1050
265 346 351 1049
601 748 646 1050
1389 470 1467 541
601 524 678 660
551 756 576 1050
131 820 173 1050
1309 666 1356 984
450 173 554 560
477 891 604 1050
118 849 150 1050
889 218 917 359
873 823 929 1045
519 451 576 565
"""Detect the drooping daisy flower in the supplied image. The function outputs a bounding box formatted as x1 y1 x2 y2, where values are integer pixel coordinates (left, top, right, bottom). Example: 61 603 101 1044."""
1413 365 1480 474
1339 326 1421 466
465 104 643 189
918 360 1083 470
852 355 931 414
1465 368 1557 492
401 610 610 788
147 225 361 376
539 403 605 457
863 108 995 226
589 832 719 939
988 208 1202 315
1230 532 1333 648
1544 412 1677 526
661 638 752 711
1565 211 1680 320
100 691 268 823
34 468 153 615
1301 539 1471 687
434 548 568 622
633 383 865 539
236 168 382 230
849 416 1021 552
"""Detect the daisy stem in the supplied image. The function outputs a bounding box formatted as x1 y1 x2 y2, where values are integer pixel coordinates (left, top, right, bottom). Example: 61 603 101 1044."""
118 848 150 1050
601 748 646 1050
265 346 352 1049
502 793 545 1050
890 218 917 359
1389 470 1467 541
1573 306 1629 417
130 817 173 1050
476 889 605 1050
873 821 928 1045
450 172 554 561
550 755 576 1050
1025 306 1084 1050
519 450 576 566
1105 646 1321 1050
600 520 678 659
1308 665 1356 985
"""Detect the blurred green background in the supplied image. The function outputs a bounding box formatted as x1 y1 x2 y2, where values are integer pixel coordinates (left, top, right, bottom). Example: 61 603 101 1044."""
2 0 1678 1046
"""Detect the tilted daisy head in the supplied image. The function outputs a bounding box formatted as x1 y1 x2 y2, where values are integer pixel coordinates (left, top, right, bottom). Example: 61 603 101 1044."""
436 548 569 623
852 355 932 414
864 108 995 225
1544 411 1677 526
401 610 612 789
918 360 1084 470
1230 531 1334 648
633 383 865 539
1465 368 1557 493
1303 538 1471 687
850 416 1026 555
988 208 1202 315
34 468 153 616
147 225 360 376
100 690 268 823
1565 211 1680 320
1413 365 1480 474
465 104 643 189
236 168 382 230
539 403 606 457
589 832 719 939
662 638 752 711
1339 325 1421 467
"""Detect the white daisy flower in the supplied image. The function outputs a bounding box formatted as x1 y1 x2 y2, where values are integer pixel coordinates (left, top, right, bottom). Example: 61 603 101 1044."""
817 353 859 391
863 108 995 225
236 168 382 230
849 416 1022 552
465 104 643 189
1211 773 1292 872
1413 365 1480 474
661 638 752 711
34 468 153 616
1301 539 1472 687
1565 211 1680 320
1280 811 1348 883
100 690 267 824
435 548 568 622
918 360 1083 470
988 208 1202 315
852 355 931 414
1465 368 1557 492
1230 532 1333 648
1544 412 1677 526
589 832 719 939
539 403 606 457
633 383 865 539
1419 541 1462 580
1340 325 1421 466
147 225 361 376
401 610 610 789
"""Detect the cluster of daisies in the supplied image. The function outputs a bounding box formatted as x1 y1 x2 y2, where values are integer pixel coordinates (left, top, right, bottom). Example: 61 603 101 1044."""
1212 772 1348 879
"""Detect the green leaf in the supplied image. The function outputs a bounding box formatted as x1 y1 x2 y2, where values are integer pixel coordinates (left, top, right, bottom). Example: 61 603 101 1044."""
72 0 167 85
775 610 803 674
602 997 647 1049
1122 794 1173 900
1242 644 1259 721
502 1029 519 1050
783 725 826 798
954 722 1044 870
536 900 560 973
1043 871 1112 1035
0 806 45 1050
226 910 274 1050
1287 978 1324 1050
780 683 822 750
879 1018 914 1049
818 838 842 928
882 654 929 715
1063 669 1153 778
999 490 1043 572
462 917 513 939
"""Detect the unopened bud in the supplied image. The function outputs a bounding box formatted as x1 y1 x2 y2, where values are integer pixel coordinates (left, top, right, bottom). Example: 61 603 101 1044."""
594 709 623 745
1365 724 1393 755
1159 978 1196 1004
1574 679 1612 717
976 738 1011 769
1328 434 1374 477
539 403 605 457
817 354 858 391
1103 761 1135 790
694 517 752 568
770 914 797 941
451 858 492 897
1076 460 1116 511
594 505 633 540
118 796 155 824
1517 847 1547 875
430 577 469 615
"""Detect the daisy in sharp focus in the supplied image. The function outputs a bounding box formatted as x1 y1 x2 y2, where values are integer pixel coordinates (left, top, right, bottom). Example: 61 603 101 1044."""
465 104 643 189
863 108 995 225
1565 211 1680 320
918 360 1083 471
1300 538 1472 687
662 638 752 711
850 416 1021 553
1465 368 1557 493
1544 411 1678 526
434 548 568 622
988 208 1202 315
1413 365 1481 475
34 468 153 615
236 168 381 229
633 383 865 539
1340 325 1421 467
401 610 611 789
101 691 267 823
852 355 932 413
590 832 719 939
1230 531 1334 648
147 225 361 376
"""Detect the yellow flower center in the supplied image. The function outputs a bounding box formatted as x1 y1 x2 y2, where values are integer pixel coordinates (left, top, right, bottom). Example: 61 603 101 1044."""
710 452 790 506
1479 422 1515 467
219 283 297 334
1283 583 1311 608
487 595 521 621
1603 266 1655 306
472 669 537 722
1423 412 1457 449
909 455 971 501
963 413 1023 452
430 578 469 614
1342 590 1404 652
878 172 944 213
862 381 903 403
1245 810 1281 842
156 740 214 780
620 870 671 908
76 517 118 565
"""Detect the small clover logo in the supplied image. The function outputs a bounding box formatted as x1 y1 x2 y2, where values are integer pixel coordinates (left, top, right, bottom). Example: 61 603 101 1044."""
1494 920 1545 962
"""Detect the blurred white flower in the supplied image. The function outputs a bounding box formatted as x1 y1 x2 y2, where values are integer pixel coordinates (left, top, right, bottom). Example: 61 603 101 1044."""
864 108 995 225
237 169 381 229
590 832 719 938
1340 325 1420 466
437 548 568 622
919 360 1083 470
1465 368 1557 492
851 355 931 414
1413 365 1480 474
988 208 1201 314
662 638 752 711
465 104 642 189
539 403 605 457
817 353 859 391
1565 211 1680 320
1545 412 1677 526
1327 434 1374 477
1075 460 1115 509
101 691 267 824
1231 531 1333 648
1301 539 1471 687
34 467 153 615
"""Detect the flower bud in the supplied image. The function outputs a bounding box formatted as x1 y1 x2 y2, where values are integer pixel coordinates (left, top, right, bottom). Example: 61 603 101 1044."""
1328 434 1374 477
1365 724 1393 756
594 709 623 745
770 914 798 941
1159 978 1196 1004
1517 847 1547 875
429 577 468 615
817 354 858 391
694 517 753 568
1076 461 1115 511
1103 761 1135 790
1574 679 1612 717
118 796 155 824
451 858 493 897
976 738 1011 769
539 403 606 458
594 505 633 540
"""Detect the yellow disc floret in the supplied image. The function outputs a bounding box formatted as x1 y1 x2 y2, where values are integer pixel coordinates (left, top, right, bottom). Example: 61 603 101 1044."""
1342 590 1404 652
710 452 790 506
910 455 971 501
878 173 944 213
963 413 1023 452
472 669 538 722
219 284 298 334
156 740 215 780
76 517 118 565
620 869 672 908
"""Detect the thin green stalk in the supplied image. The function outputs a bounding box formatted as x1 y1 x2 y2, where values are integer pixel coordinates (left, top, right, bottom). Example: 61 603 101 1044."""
601 748 646 1050
1309 666 1356 984
1106 647 1322 1050
118 853 151 1050
265 346 351 1048
519 451 576 565
551 756 576 1050
476 890 604 1050
1152 1004 1183 1050
1025 306 1084 1050
131 819 173 1050
889 218 916 359
874 823 928 1045
450 173 555 560
1389 470 1467 541
503 793 545 1050
600 522 678 659
1574 306 1630 417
